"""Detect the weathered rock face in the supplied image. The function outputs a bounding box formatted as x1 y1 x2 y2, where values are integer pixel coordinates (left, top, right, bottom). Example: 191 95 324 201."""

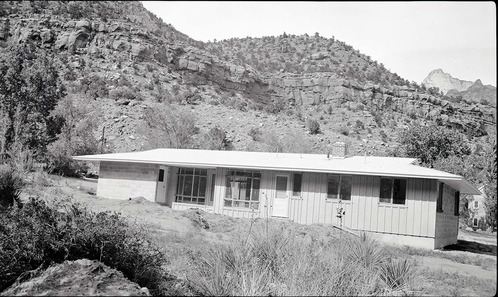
0 3 493 141
0 259 150 296
422 68 474 94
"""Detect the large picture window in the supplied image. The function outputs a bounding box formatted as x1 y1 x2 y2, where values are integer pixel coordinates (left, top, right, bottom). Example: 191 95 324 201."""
379 178 406 205
225 170 261 209
175 168 207 204
327 174 352 200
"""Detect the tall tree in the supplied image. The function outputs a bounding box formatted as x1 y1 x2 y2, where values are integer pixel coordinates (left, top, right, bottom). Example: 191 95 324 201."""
0 44 66 158
397 123 471 167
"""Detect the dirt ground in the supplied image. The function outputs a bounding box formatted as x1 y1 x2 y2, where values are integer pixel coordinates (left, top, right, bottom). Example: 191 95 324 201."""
20 174 498 296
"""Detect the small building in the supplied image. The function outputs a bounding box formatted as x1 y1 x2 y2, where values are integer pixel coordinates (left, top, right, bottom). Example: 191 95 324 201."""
468 185 489 230
73 145 480 249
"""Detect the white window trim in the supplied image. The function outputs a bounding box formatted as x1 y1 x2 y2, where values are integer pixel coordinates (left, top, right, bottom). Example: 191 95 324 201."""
378 177 407 205
224 169 261 210
326 174 352 201
291 172 303 197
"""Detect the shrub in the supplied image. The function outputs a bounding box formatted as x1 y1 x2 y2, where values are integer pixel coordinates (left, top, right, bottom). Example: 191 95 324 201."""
187 223 415 296
355 120 365 130
307 119 321 134
0 165 23 210
339 126 349 136
109 86 137 100
0 197 175 295
248 127 262 141
379 258 414 290
327 105 333 115
201 127 233 150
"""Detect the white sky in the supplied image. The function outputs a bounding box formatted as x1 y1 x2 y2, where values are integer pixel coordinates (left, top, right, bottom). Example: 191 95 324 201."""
141 1 496 86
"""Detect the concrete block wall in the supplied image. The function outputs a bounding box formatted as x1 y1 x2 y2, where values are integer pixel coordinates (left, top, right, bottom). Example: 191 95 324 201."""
434 183 458 248
97 161 159 201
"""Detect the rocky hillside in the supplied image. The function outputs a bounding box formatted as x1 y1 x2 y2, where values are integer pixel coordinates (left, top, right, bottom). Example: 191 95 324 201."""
0 1 495 156
422 69 474 94
447 79 497 107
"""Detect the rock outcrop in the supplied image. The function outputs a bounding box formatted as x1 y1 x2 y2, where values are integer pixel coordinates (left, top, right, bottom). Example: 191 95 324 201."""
0 259 150 296
422 68 474 94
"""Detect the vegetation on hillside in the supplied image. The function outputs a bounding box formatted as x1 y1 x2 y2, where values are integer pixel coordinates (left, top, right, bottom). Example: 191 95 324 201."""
206 33 413 87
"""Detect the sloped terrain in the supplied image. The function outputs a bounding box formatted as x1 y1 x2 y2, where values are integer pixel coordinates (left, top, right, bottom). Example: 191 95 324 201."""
12 173 497 296
0 1 495 156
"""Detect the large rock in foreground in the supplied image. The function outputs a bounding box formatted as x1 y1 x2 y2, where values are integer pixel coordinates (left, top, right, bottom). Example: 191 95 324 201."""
1 259 150 296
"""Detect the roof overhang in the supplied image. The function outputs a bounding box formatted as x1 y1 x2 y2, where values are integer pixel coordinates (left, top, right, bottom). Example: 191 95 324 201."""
73 149 481 195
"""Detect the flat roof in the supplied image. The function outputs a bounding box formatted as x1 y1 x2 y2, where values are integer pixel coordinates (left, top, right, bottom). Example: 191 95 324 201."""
73 148 480 195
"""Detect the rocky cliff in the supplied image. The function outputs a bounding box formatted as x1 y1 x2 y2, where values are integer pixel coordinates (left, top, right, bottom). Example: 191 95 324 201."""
422 68 474 94
0 1 495 153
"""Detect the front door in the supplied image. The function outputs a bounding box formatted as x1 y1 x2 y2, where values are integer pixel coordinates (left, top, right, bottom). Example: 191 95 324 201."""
155 166 168 204
272 175 290 217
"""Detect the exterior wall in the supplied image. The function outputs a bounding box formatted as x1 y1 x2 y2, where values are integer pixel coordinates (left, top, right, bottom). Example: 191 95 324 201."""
98 161 445 249
364 231 435 249
435 183 459 248
288 173 438 239
98 161 159 201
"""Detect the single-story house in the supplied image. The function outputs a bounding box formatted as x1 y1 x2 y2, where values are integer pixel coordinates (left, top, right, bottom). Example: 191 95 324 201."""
73 143 480 249
467 185 489 230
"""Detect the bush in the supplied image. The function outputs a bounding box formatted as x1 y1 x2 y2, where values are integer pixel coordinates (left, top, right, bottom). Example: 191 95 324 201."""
248 127 262 141
307 119 321 134
339 126 349 136
201 127 233 150
109 86 137 100
0 165 23 210
0 197 174 295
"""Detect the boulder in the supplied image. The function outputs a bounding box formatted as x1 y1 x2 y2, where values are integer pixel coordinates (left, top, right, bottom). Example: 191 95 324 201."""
55 32 70 49
0 259 150 296
67 30 90 51
75 20 91 30
40 29 52 43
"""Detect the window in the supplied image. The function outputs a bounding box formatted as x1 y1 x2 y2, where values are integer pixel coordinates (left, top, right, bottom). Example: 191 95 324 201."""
473 218 478 227
175 168 207 204
379 178 406 205
158 169 165 182
210 174 216 202
292 173 302 196
437 183 444 212
225 170 261 209
327 174 352 200
454 191 460 216
474 200 479 209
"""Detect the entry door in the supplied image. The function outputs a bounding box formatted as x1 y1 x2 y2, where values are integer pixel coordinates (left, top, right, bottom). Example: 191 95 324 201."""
155 166 168 204
272 175 290 217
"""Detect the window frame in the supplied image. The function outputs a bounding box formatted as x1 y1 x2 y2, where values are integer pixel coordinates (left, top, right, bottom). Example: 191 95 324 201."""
454 191 460 216
224 169 261 210
175 168 208 205
437 182 444 213
292 172 303 197
379 177 407 205
327 174 352 201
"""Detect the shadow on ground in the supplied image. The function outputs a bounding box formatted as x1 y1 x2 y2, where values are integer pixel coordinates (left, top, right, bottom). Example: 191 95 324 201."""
444 239 497 256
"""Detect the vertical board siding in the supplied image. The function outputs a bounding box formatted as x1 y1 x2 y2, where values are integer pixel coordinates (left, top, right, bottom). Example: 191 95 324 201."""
166 166 439 242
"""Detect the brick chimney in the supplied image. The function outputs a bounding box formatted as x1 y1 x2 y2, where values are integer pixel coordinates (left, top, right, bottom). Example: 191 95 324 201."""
328 142 347 158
